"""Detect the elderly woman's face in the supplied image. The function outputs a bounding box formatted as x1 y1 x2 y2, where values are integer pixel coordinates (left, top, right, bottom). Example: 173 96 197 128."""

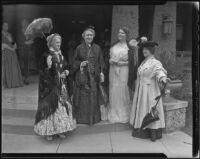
118 29 127 41
83 30 94 44
52 37 61 51
143 47 152 58
3 23 8 32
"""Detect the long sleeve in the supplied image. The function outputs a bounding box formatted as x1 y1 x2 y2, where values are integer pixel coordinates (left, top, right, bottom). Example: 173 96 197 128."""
151 60 167 82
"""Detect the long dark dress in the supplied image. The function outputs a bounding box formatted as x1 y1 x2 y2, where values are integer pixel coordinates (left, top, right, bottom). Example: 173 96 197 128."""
34 50 76 136
72 42 105 125
2 33 23 88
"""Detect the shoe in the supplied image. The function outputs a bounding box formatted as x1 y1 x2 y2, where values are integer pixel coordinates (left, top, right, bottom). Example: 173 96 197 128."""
150 130 157 142
58 134 66 139
46 136 53 141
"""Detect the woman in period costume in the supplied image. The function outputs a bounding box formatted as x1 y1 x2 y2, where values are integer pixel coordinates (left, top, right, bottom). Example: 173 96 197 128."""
72 26 105 125
34 34 76 141
2 22 23 88
108 27 138 123
129 41 167 142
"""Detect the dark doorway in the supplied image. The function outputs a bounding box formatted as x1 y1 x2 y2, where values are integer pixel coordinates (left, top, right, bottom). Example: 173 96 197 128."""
138 5 155 64
53 5 112 60
176 3 192 52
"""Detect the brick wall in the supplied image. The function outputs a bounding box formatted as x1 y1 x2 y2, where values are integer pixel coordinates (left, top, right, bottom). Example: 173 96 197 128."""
111 5 138 44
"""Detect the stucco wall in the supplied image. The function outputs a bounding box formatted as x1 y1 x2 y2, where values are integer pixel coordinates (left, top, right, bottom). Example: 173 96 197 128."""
111 5 138 44
152 2 177 57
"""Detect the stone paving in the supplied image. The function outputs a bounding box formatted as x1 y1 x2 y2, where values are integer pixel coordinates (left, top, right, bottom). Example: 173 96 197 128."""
1 75 196 158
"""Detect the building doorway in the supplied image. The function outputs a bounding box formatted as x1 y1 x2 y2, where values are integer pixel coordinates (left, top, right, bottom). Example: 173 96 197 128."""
53 5 112 60
138 5 155 64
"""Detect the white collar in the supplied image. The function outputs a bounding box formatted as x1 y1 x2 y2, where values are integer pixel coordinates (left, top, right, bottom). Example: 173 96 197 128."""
50 47 61 55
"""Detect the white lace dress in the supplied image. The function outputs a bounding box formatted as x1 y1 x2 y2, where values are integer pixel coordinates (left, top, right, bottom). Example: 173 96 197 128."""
108 43 131 123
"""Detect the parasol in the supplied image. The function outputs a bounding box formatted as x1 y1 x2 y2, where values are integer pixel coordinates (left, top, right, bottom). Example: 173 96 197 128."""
24 18 53 40
141 82 167 129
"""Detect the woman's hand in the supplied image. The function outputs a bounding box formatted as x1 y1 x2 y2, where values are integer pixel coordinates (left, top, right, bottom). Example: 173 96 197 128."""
160 76 167 84
80 61 88 67
100 72 104 83
47 55 52 69
117 61 129 66
80 61 88 71
65 70 69 76
109 59 117 65
159 76 168 88
60 70 69 79
2 43 15 52
13 43 17 50
2 43 7 51
60 72 66 79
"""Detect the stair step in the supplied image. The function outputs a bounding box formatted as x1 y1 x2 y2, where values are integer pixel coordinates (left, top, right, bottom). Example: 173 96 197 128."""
2 108 36 119
2 95 38 105
2 102 37 111
2 119 131 136
2 115 114 127
2 116 35 126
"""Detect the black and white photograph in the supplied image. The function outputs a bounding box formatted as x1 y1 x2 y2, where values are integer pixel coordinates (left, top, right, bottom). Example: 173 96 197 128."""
1 1 199 158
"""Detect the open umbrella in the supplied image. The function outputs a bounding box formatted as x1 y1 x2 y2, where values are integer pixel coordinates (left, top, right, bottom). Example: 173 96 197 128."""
141 82 167 129
24 18 53 40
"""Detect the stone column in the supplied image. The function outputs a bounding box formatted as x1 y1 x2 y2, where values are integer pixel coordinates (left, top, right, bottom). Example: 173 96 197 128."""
111 5 139 44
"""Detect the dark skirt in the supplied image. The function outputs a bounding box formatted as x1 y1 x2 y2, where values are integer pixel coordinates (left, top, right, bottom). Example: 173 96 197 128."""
73 76 101 125
2 49 23 88
132 128 163 141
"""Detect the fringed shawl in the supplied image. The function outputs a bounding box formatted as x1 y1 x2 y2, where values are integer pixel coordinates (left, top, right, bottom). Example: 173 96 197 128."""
34 52 60 125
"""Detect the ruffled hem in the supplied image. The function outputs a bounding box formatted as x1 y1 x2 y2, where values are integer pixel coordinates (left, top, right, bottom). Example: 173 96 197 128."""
34 102 76 136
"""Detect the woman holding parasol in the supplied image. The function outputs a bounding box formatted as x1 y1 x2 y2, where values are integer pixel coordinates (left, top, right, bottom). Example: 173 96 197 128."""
129 40 167 142
34 33 76 140
25 18 76 140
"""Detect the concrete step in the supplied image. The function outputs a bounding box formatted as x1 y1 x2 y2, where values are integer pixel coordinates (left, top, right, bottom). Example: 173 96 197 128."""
2 108 36 119
2 94 38 105
2 117 132 136
2 102 37 111
2 83 38 105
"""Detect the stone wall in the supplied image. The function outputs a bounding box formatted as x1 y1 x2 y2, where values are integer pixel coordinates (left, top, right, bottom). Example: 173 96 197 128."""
111 5 138 44
152 2 177 58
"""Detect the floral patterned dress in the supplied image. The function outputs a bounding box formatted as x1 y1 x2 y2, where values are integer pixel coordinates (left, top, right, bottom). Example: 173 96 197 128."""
34 49 76 136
